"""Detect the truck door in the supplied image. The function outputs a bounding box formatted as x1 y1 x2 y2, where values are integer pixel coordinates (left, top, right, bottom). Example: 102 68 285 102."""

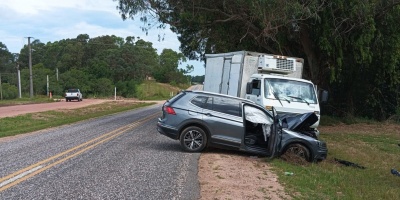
227 55 242 97
204 57 224 93
246 79 263 105
221 59 231 94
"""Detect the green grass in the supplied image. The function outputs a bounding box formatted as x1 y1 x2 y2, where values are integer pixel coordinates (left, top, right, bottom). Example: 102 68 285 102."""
136 80 186 100
0 96 57 106
268 122 400 199
0 101 155 138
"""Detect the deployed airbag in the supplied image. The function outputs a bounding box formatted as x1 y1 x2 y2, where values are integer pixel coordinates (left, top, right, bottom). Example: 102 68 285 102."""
245 106 273 141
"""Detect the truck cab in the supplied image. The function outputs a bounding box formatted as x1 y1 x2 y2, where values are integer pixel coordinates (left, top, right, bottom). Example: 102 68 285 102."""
245 74 320 130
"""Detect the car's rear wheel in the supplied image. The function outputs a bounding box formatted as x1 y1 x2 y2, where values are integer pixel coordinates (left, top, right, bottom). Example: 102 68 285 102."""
180 126 207 152
282 143 311 163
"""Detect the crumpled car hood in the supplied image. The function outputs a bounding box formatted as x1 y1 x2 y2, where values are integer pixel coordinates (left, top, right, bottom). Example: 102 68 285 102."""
281 112 318 132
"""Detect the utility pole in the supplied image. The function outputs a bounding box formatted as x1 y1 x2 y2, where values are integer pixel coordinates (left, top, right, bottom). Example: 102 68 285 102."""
27 36 34 98
0 73 2 100
17 63 21 98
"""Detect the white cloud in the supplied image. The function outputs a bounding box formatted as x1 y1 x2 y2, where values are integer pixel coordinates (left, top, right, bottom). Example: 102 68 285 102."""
0 0 205 75
0 0 118 15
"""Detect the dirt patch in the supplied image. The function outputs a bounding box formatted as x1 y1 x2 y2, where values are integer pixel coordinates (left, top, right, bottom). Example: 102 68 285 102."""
0 99 110 119
198 149 291 200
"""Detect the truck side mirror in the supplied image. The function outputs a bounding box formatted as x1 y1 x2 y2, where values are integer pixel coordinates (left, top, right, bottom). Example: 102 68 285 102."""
246 82 252 94
320 90 328 103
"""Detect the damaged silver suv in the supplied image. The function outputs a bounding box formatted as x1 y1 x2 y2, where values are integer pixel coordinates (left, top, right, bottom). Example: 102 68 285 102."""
157 90 327 162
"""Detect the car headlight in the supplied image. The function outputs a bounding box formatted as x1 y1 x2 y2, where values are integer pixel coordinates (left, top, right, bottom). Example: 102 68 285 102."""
317 141 327 148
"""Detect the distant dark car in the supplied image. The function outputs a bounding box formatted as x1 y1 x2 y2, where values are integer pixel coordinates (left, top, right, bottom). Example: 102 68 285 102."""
157 90 327 162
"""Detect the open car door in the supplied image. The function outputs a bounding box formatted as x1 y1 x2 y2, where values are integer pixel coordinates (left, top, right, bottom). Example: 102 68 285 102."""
266 106 281 159
243 105 281 158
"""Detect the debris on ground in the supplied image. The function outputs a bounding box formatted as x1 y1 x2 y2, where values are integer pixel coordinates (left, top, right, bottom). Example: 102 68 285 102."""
284 172 294 176
334 158 366 169
391 169 400 176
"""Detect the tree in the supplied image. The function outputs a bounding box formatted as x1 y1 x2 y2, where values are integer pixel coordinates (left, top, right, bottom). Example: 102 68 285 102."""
0 42 13 73
116 0 400 119
91 78 114 97
154 49 186 83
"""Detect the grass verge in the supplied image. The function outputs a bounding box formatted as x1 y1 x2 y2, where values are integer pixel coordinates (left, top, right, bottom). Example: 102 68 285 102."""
269 122 400 199
0 101 155 138
0 96 57 107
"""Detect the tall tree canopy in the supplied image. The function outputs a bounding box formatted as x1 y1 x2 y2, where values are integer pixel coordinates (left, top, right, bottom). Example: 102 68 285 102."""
116 0 400 120
0 34 190 99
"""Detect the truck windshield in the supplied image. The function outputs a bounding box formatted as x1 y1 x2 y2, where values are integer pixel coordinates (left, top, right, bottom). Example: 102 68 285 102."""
264 78 317 104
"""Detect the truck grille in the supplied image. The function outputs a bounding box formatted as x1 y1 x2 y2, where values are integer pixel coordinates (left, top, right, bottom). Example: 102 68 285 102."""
276 59 294 71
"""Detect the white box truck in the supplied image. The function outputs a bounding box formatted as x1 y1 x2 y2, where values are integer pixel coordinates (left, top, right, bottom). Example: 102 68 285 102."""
203 51 327 137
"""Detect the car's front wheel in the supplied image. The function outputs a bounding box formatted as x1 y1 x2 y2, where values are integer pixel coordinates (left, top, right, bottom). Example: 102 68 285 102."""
180 126 207 152
282 143 311 163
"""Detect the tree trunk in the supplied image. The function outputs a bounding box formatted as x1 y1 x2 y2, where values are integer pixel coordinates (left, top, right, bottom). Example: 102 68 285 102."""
299 25 320 84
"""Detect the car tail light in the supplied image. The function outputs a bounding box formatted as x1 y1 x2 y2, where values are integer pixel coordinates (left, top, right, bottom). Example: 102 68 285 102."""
164 106 176 115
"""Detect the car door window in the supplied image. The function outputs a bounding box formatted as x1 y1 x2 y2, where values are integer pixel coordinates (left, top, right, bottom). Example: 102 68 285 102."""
212 97 241 117
191 96 209 108
203 96 243 148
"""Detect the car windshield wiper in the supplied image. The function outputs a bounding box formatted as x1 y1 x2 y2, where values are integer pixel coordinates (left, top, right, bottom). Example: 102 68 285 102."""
288 95 309 105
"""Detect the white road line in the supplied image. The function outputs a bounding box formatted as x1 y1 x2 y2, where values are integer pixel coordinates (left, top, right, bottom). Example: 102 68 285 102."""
0 165 43 188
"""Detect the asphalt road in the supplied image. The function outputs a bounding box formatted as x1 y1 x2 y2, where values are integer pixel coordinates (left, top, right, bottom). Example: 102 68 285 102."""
0 104 200 199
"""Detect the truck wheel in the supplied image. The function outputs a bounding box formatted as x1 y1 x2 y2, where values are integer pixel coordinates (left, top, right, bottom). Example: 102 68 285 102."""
282 143 311 163
180 126 207 152
65 98 68 102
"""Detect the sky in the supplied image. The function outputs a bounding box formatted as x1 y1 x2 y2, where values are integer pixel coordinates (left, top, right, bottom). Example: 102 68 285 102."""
0 0 205 76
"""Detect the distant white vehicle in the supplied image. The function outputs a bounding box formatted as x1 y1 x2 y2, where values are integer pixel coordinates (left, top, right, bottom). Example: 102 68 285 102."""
65 89 83 102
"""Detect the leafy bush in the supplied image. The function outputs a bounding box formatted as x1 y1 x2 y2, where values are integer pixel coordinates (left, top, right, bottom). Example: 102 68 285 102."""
1 83 18 99
115 80 140 98
91 78 114 97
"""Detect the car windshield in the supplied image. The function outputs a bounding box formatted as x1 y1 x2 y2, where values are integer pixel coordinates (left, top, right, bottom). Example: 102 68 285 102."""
264 78 317 104
68 89 78 93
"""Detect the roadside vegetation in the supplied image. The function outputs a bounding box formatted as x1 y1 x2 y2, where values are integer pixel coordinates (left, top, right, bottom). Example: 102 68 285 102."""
0 101 155 138
0 96 57 107
0 35 200 102
270 116 400 199
136 80 188 100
